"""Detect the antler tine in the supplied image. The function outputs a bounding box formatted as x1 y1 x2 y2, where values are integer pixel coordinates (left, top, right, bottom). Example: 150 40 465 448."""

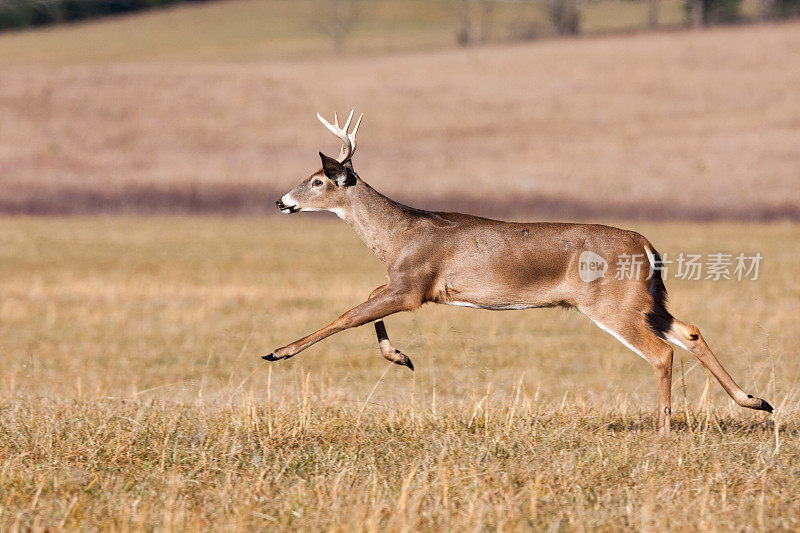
351 113 363 138
343 113 362 160
316 110 362 164
317 112 345 143
342 109 354 132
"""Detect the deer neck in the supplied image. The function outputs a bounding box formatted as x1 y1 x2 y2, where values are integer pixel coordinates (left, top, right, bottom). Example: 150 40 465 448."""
337 181 419 266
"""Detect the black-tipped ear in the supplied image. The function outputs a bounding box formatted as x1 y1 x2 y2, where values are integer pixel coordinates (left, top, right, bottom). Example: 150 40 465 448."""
319 152 357 187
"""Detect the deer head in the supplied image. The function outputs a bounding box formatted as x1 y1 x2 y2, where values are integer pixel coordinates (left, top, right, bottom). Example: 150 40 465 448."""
276 110 363 216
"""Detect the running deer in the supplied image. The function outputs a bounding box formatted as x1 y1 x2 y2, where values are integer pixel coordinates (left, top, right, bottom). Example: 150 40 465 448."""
265 110 773 434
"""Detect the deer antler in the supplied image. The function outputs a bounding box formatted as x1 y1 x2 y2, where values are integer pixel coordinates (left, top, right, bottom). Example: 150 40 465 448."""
317 109 363 164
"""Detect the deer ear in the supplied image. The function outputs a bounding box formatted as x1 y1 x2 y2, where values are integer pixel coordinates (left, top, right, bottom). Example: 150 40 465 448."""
319 152 357 187
320 152 343 179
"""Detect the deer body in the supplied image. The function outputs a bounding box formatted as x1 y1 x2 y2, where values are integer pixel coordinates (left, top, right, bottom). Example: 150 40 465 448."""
265 110 773 434
325 179 655 310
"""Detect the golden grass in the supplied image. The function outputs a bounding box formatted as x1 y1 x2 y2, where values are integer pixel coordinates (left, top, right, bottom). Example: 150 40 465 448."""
1 217 798 530
1 22 799 218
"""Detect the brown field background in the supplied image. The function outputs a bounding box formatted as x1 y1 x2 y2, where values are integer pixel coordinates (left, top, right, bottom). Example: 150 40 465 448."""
1 20 799 219
1 3 800 530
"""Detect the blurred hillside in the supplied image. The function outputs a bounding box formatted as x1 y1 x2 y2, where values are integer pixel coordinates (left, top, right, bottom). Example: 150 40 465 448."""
0 2 798 220
0 0 780 64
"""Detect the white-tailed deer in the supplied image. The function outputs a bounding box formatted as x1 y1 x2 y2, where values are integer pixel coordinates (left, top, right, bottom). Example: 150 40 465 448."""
266 110 773 434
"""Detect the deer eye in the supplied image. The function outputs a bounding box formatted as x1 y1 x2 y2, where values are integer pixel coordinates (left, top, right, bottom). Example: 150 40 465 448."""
312 179 323 187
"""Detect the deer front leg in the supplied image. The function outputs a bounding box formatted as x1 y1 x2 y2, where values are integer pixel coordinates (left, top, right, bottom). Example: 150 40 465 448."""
263 286 421 362
375 319 414 370
369 285 414 370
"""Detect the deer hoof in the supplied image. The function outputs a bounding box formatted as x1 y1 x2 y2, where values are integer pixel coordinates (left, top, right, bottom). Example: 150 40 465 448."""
395 350 414 371
262 353 280 362
746 395 774 413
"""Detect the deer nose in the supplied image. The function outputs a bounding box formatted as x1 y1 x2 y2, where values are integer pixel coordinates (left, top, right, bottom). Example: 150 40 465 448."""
275 199 286 211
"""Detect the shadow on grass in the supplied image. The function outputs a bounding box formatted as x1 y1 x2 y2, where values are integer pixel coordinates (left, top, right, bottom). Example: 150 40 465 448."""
604 414 796 435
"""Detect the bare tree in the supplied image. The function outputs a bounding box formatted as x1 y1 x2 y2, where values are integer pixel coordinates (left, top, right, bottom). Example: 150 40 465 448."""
759 0 774 19
456 0 473 45
478 0 495 42
648 0 660 28
549 0 581 35
690 0 704 26
317 0 360 53
456 0 495 46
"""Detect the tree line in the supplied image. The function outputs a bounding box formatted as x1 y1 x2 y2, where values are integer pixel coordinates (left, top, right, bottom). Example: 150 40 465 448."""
1 0 798 35
0 0 209 30
454 0 800 43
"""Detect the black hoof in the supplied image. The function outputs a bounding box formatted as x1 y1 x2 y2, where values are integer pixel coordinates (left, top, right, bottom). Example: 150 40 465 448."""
748 394 774 413
262 353 280 361
395 350 414 371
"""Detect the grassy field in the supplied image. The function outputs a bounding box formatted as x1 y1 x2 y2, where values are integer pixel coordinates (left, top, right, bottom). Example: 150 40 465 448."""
1 217 798 530
1 19 799 219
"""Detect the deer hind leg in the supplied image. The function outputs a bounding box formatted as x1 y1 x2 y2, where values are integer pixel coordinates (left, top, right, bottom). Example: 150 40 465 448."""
663 318 773 413
583 309 675 434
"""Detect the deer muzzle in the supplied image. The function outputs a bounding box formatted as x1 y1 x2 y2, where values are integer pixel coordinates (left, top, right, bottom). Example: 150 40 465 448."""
275 199 298 214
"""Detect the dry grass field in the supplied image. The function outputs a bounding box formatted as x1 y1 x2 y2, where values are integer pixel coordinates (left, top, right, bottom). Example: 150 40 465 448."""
1 217 799 530
1 21 799 219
